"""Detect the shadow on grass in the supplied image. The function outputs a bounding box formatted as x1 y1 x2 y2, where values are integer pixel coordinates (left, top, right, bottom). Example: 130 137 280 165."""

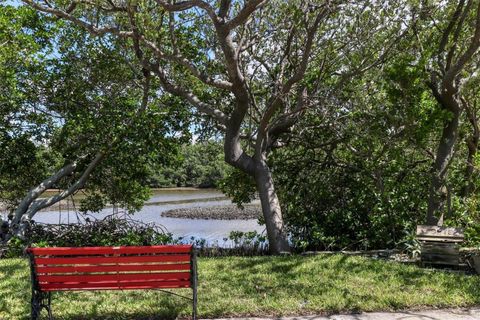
38 292 189 320
0 258 30 281
228 255 307 273
52 309 183 320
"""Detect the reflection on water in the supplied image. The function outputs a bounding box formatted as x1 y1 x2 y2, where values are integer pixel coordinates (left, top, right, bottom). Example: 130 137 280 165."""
34 189 264 245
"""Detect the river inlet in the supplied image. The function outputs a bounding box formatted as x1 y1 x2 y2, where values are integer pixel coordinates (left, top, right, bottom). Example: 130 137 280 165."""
33 188 265 245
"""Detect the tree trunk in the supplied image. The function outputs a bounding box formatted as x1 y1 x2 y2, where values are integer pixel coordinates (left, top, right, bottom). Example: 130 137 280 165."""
426 109 461 225
224 113 290 254
254 162 291 254
463 105 479 196
463 136 478 196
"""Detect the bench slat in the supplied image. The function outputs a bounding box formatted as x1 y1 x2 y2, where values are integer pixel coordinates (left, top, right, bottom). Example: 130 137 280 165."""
35 254 191 266
40 280 192 291
38 272 190 284
28 245 192 256
35 263 191 274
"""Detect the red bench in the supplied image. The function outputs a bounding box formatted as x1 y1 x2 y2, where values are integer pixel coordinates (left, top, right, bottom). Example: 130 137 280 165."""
26 245 197 320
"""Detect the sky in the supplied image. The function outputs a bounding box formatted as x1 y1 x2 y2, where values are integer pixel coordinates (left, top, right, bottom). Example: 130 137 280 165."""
3 0 21 7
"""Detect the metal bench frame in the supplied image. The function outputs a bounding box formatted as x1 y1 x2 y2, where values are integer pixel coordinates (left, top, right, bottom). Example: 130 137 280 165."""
26 245 197 320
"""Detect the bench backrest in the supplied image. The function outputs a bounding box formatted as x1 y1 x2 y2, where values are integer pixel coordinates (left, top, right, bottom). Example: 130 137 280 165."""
26 245 195 292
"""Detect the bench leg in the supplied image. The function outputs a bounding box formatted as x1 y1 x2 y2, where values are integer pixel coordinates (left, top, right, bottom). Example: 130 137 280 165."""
192 284 197 320
191 249 198 320
31 290 52 320
47 292 53 320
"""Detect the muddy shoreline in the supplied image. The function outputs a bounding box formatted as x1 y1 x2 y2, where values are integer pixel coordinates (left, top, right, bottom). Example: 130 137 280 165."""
162 204 262 220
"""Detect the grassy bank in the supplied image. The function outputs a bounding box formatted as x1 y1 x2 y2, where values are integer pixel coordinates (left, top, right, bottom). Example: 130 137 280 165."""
1 254 479 319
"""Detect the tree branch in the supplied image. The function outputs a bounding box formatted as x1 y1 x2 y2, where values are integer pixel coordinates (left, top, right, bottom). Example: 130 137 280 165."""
151 66 228 124
218 0 231 19
437 0 465 73
155 0 218 23
25 153 105 218
258 7 329 137
23 0 134 37
446 0 473 71
12 160 80 224
443 1 480 89
226 0 267 29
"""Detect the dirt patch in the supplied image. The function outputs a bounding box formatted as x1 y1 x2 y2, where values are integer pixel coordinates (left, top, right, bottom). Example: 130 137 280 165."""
162 204 262 220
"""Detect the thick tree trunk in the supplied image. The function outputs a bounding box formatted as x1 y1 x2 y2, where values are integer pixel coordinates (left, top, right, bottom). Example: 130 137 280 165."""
224 129 290 254
426 109 461 225
254 162 291 254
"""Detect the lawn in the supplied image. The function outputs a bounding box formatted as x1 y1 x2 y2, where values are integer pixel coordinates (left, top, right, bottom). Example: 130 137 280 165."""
1 254 480 319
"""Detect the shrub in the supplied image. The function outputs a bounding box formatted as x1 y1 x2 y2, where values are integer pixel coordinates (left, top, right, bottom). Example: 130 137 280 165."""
1 215 175 258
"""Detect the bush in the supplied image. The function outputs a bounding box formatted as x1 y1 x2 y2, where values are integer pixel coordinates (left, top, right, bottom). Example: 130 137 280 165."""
1 215 175 258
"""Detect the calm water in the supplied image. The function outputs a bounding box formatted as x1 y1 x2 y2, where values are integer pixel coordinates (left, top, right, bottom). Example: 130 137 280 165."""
34 189 264 245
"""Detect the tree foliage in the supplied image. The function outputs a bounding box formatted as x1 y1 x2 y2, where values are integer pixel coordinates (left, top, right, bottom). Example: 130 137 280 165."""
0 4 189 240
0 5 56 210
148 141 228 188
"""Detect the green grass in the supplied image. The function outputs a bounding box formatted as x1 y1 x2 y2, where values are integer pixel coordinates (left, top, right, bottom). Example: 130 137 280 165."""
1 254 480 319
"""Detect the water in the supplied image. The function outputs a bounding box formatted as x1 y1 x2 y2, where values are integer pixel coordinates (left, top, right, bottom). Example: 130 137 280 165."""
146 188 227 203
34 189 264 244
